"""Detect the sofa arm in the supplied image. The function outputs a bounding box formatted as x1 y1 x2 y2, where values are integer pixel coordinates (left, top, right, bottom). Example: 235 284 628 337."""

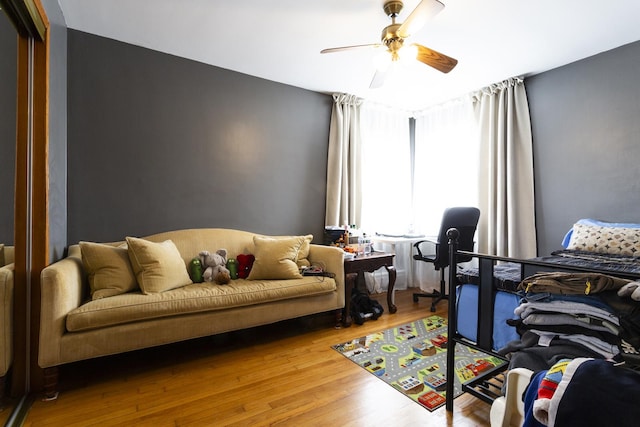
308 244 345 305
0 264 13 376
39 250 86 368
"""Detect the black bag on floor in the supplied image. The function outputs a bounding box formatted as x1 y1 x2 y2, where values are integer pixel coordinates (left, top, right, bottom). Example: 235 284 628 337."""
350 287 384 325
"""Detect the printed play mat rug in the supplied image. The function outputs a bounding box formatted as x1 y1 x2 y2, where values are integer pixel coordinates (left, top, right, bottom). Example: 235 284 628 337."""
331 315 506 411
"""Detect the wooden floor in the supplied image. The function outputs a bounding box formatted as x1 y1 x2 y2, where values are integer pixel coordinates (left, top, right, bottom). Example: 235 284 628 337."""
23 290 492 426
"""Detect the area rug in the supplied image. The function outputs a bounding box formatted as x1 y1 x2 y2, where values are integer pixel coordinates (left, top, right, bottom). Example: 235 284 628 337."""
331 315 507 411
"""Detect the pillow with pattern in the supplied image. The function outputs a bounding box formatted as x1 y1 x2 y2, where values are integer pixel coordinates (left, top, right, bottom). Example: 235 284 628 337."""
567 223 640 257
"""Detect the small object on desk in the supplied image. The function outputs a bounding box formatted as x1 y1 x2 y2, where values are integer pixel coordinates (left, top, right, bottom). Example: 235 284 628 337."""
363 233 372 255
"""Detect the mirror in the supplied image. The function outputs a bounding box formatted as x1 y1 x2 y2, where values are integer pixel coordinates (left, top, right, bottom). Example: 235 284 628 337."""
0 7 17 423
0 9 17 422
0 0 48 424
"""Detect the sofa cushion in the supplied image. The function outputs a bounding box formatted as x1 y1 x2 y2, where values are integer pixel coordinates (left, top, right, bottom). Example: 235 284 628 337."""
126 237 192 294
247 236 307 280
0 244 4 266
79 241 138 300
66 276 337 332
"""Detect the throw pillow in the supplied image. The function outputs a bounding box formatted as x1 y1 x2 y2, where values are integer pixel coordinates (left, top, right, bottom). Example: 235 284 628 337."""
262 234 313 267
247 236 307 280
0 243 4 266
568 223 640 256
126 236 192 294
79 241 138 300
296 234 313 268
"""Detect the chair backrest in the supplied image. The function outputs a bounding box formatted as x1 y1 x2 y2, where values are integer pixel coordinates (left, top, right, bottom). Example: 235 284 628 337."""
434 207 480 269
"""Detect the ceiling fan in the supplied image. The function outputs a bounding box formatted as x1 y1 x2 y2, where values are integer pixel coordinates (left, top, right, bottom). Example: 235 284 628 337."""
321 0 458 88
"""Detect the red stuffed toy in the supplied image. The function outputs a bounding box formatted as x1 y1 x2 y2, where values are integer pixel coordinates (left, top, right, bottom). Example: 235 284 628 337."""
237 254 255 279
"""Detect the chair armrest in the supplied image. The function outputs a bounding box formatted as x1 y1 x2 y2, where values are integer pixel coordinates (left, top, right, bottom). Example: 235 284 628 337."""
413 239 437 260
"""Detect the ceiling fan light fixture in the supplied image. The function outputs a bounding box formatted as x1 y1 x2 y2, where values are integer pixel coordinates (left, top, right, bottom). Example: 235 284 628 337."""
373 49 392 71
397 44 418 65
322 0 457 87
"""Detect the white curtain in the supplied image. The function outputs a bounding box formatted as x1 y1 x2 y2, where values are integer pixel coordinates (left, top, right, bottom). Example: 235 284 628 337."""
360 103 412 291
360 103 412 235
472 78 537 258
325 93 363 227
412 97 479 291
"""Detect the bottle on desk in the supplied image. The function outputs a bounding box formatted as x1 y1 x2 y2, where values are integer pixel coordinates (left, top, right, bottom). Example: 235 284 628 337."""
358 233 371 256
364 234 372 255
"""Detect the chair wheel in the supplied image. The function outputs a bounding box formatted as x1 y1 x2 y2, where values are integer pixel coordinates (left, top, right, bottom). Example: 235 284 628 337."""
430 305 436 312
413 295 419 303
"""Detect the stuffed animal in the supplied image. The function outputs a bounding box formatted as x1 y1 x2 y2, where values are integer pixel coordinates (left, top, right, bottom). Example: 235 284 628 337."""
188 257 204 283
237 254 255 279
199 249 231 285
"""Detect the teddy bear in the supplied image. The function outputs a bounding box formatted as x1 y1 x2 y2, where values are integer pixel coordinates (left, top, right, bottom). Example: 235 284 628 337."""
199 249 231 285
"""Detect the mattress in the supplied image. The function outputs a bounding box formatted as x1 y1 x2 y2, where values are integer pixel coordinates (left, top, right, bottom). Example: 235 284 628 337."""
456 284 521 352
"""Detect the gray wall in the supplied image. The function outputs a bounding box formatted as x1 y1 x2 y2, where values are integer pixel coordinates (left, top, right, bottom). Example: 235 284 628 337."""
528 40 640 255
67 31 332 244
61 28 640 254
0 13 16 245
42 0 68 261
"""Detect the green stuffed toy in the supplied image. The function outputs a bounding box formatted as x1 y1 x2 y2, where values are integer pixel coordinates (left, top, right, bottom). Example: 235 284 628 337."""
226 258 238 279
189 257 204 283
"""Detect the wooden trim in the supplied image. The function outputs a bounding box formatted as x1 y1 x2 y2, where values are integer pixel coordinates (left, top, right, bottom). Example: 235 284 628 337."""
23 0 47 40
10 0 49 396
12 34 29 398
29 17 49 391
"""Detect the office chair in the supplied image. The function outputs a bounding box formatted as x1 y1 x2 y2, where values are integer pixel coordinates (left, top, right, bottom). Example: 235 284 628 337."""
412 207 480 312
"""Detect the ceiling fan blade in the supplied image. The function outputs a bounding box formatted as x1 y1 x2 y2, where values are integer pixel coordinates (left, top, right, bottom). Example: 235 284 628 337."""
369 62 398 89
414 43 458 73
397 0 445 38
369 68 388 89
321 43 382 54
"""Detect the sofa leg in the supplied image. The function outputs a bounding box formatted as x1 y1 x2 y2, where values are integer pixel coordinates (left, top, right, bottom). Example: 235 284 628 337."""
334 308 344 329
42 366 59 401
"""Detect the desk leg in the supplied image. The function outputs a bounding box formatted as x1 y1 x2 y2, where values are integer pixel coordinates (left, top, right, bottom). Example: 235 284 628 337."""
385 265 397 314
343 272 356 327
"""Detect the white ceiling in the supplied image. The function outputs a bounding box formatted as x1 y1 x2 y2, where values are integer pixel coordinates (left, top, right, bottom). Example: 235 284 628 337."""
57 0 640 111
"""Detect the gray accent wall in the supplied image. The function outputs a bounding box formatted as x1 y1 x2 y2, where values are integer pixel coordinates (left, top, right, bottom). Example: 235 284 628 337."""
528 40 640 255
0 13 16 245
42 0 68 261
67 30 332 244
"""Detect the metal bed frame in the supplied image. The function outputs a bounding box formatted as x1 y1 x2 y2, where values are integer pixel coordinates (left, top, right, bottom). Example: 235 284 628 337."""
444 228 640 412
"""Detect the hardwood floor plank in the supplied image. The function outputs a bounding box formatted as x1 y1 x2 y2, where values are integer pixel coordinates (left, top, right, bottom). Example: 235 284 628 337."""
23 290 492 426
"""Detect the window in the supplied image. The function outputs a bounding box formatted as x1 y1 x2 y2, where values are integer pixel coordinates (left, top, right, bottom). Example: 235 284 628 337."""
361 98 478 237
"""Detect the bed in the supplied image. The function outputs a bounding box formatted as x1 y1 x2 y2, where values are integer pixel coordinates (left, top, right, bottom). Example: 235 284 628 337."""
443 220 640 426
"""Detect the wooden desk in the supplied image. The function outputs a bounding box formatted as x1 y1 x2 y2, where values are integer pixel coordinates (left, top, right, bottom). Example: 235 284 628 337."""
343 251 397 327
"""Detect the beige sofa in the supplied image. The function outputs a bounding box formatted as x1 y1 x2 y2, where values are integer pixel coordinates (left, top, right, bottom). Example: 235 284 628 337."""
0 245 14 405
39 229 345 399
